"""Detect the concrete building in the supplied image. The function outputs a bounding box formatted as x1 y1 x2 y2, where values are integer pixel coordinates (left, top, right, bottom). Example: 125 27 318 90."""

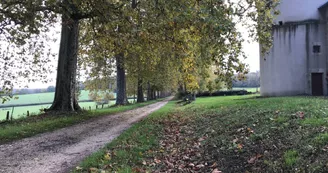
260 0 328 96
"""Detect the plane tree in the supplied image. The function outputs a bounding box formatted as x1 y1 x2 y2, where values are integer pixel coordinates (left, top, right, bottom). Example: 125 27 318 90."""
0 0 123 111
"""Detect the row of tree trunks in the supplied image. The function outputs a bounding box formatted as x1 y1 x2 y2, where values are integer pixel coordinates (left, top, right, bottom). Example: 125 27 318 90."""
137 80 172 103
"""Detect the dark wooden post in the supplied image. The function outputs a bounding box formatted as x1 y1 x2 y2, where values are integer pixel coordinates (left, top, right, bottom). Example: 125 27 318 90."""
6 111 9 121
89 106 91 110
27 111 30 117
102 104 104 109
96 105 98 109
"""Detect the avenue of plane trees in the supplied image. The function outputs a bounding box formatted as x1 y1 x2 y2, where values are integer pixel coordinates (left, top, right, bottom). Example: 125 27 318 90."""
0 0 279 112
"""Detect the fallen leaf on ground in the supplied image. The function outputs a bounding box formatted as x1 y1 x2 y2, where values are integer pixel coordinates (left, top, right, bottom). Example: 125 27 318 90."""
210 162 217 168
212 168 222 173
142 160 147 165
196 164 205 168
247 154 263 164
104 153 111 160
89 168 98 173
188 163 195 167
297 111 305 119
247 128 254 133
154 158 161 164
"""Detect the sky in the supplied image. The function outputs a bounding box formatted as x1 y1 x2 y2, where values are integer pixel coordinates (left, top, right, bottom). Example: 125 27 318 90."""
242 39 260 72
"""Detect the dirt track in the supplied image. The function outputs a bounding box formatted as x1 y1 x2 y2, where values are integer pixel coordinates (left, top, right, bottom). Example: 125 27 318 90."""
0 98 171 173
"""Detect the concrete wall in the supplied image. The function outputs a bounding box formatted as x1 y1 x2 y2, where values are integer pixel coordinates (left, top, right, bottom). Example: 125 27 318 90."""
260 22 327 96
275 0 327 23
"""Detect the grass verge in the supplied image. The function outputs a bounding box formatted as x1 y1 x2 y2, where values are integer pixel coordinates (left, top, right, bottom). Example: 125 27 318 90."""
74 101 175 172
75 95 328 173
0 99 162 144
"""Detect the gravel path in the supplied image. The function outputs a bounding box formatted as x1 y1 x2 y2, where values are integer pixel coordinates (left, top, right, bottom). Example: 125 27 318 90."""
0 98 171 173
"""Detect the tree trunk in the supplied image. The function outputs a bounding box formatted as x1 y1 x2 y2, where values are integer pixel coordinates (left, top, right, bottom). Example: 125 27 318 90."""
137 79 144 103
48 14 81 112
116 54 128 105
152 90 156 100
147 82 151 101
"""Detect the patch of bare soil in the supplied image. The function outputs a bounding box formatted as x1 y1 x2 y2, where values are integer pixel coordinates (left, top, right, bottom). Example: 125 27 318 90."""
0 98 171 173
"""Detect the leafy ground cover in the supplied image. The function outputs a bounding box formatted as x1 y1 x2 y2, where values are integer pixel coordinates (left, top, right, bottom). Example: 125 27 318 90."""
0 99 161 144
76 95 328 173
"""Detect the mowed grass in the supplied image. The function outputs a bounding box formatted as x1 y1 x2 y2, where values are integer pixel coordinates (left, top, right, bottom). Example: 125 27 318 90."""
75 95 328 173
0 99 161 144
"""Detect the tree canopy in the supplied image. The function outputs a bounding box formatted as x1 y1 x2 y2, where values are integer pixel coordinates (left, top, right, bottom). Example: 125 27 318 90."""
0 0 279 108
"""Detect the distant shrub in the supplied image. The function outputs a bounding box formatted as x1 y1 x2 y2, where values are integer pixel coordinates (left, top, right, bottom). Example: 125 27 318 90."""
196 90 251 97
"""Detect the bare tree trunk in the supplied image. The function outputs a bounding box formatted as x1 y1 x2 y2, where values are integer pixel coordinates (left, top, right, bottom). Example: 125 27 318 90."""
48 14 81 112
152 90 156 100
116 54 128 105
147 82 151 101
137 79 144 103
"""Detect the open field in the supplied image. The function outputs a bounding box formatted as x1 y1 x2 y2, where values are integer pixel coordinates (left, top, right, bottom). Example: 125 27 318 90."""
77 95 328 172
0 91 130 121
0 99 135 121
2 90 92 106
0 90 93 120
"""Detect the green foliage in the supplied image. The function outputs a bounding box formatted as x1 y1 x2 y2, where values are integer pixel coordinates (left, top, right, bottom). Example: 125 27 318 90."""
78 0 279 96
1 0 279 108
0 0 124 104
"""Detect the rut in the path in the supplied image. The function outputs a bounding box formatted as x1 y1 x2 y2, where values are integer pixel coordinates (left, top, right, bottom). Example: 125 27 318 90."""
0 98 171 173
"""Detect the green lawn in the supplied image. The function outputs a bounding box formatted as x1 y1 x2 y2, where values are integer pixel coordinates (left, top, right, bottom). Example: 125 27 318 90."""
0 99 161 144
75 95 328 172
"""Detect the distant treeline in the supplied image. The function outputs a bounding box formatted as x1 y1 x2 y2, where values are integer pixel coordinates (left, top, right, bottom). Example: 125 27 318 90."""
232 72 260 88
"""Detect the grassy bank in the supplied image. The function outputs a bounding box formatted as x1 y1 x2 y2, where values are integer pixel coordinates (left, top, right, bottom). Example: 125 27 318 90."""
0 99 162 144
76 95 328 172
